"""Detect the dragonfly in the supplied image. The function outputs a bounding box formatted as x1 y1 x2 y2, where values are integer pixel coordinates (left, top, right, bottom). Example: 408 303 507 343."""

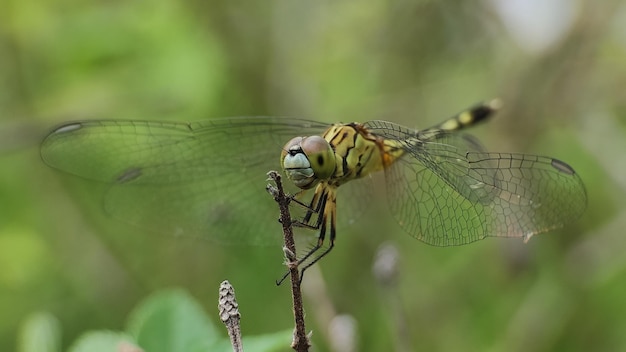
41 100 587 275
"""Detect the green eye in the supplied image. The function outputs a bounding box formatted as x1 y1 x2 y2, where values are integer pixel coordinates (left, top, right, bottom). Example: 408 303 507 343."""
280 135 335 189
301 136 335 180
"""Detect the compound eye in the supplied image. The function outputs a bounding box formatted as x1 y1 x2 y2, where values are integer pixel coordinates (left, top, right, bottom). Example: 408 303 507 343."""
281 136 303 157
300 136 335 180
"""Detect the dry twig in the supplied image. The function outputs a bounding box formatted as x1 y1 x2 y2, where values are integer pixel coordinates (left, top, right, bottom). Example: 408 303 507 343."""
266 171 310 352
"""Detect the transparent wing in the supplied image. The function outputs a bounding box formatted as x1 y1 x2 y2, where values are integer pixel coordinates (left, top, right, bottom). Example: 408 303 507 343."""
365 120 587 246
41 117 330 245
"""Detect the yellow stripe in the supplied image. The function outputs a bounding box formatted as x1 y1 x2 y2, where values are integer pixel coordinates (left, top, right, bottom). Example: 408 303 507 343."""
439 119 460 131
457 111 474 126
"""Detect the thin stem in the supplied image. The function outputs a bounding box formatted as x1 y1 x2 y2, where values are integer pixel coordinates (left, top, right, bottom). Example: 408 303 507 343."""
266 171 310 352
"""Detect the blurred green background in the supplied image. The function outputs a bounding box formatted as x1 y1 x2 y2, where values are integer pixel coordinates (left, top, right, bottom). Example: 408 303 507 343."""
1 0 625 351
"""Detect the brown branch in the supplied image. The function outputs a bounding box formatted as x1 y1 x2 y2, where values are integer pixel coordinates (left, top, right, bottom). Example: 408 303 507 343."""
266 171 310 352
218 280 243 352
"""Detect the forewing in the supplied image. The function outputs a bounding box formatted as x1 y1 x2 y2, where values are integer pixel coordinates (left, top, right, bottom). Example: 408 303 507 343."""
41 117 330 245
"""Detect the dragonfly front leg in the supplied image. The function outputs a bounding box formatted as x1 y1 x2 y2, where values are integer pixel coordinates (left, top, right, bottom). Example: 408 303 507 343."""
288 184 325 229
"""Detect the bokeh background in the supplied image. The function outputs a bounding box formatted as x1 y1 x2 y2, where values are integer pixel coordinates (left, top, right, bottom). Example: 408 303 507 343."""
1 0 625 351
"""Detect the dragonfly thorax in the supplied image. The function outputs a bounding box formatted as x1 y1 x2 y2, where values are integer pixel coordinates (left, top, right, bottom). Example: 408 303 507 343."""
281 135 336 189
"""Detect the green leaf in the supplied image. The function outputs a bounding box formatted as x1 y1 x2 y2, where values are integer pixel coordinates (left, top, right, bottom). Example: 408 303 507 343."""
67 331 136 352
18 312 61 352
126 288 222 352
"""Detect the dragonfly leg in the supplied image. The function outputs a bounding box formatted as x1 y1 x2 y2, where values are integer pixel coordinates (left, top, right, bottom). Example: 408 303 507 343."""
289 185 327 229
302 186 323 223
288 184 325 225
275 211 328 286
293 194 329 264
276 188 331 285
298 203 336 284
289 190 318 213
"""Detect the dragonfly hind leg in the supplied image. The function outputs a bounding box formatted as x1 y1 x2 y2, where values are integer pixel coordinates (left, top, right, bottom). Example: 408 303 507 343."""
277 210 336 285
277 184 338 284
296 203 337 283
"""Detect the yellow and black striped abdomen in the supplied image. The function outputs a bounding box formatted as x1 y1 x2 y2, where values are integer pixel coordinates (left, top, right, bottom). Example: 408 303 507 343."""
428 99 502 133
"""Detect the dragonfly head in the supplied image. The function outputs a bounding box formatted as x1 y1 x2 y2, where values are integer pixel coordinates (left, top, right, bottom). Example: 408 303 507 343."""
281 136 336 189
